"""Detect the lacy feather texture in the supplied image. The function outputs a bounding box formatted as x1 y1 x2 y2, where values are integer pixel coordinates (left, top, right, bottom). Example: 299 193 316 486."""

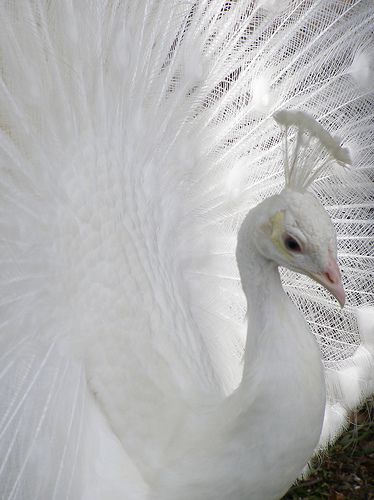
0 1 373 499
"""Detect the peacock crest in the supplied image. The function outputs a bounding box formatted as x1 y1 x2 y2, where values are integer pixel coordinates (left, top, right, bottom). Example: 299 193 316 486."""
274 110 352 192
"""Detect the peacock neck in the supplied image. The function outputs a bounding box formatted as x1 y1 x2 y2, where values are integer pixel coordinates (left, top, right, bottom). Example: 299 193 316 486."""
215 208 327 497
234 206 325 400
236 210 288 379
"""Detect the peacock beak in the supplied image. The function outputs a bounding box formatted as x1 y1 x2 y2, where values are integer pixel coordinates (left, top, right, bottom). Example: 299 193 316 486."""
308 254 345 308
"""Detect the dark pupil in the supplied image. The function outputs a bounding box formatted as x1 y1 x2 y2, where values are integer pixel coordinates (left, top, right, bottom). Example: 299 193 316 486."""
284 237 301 252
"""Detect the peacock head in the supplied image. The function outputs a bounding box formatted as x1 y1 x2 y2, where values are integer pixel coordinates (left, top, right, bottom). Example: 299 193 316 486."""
250 110 351 307
253 189 345 307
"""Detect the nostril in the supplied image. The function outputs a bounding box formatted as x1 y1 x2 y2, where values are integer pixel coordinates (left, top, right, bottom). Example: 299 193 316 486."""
326 271 335 284
326 251 342 284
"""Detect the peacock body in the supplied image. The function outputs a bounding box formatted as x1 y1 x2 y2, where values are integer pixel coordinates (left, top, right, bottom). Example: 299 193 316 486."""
0 1 374 499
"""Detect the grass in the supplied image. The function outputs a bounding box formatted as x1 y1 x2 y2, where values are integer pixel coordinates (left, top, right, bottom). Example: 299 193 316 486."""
282 399 374 500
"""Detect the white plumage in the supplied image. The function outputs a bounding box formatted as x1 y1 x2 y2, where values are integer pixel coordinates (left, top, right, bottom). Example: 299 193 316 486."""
0 1 374 499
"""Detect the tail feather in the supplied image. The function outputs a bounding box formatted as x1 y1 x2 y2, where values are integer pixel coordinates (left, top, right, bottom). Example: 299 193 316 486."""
0 340 85 499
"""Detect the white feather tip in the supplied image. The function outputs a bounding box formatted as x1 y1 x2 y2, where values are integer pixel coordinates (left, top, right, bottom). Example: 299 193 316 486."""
274 110 352 192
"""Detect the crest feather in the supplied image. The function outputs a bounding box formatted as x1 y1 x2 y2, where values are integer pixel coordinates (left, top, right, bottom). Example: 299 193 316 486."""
274 110 351 192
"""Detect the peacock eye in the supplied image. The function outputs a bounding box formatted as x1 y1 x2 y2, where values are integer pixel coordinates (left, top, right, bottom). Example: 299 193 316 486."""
284 235 302 253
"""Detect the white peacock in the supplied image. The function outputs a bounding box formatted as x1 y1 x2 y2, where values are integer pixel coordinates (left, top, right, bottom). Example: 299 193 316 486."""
0 2 373 499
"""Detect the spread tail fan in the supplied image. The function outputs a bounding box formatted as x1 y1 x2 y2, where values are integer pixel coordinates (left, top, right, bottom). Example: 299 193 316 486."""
0 1 373 498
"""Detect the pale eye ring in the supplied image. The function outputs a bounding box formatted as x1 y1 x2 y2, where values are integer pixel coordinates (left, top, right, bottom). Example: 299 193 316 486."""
284 235 302 253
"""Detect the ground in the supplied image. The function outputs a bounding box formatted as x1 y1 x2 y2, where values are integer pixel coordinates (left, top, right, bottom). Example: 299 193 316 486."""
283 400 374 500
